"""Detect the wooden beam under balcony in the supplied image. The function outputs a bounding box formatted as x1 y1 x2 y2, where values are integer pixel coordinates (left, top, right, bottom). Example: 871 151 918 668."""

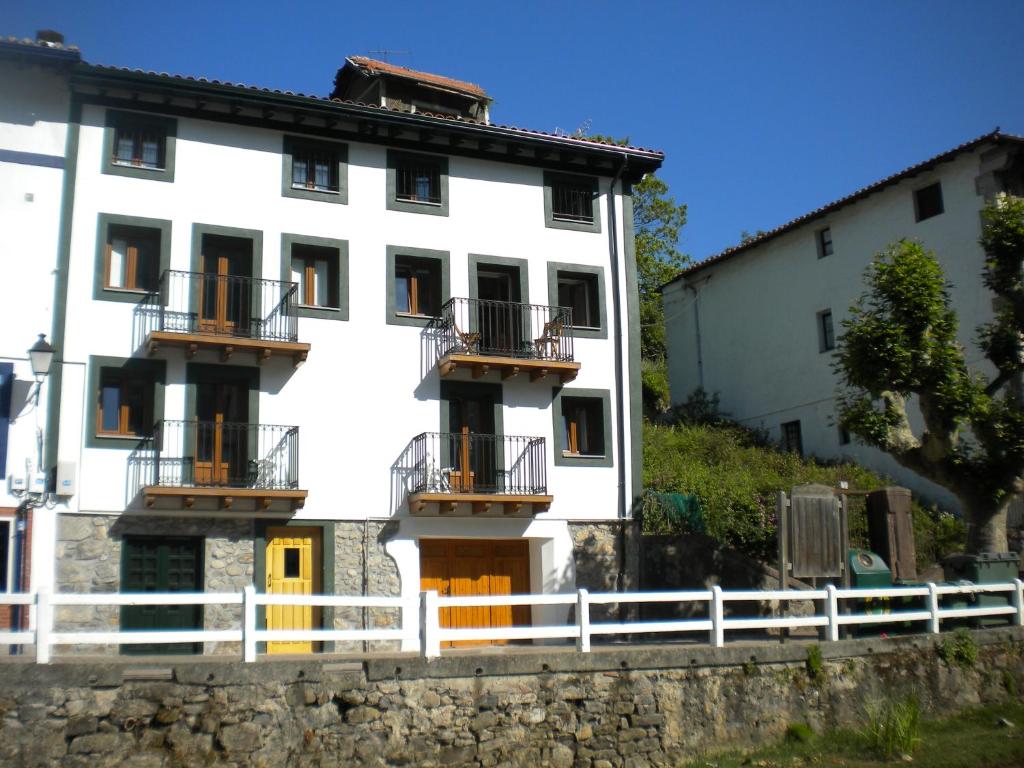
145 331 310 367
142 486 307 511
408 492 553 516
438 353 579 383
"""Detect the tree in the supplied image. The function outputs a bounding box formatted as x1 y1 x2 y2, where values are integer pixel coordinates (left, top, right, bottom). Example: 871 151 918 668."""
835 194 1024 553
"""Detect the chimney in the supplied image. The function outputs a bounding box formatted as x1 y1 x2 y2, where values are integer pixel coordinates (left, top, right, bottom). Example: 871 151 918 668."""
35 30 65 47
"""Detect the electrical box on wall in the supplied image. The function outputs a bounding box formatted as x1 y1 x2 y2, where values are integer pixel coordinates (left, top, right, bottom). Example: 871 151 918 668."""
30 471 47 494
7 474 27 494
56 461 76 496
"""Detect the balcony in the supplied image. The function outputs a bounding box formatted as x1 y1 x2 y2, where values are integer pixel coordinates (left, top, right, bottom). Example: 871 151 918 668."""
136 270 310 366
430 298 580 383
130 420 307 510
405 431 552 515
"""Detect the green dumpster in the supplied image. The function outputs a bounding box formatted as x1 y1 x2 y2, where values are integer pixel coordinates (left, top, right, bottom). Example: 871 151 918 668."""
849 548 893 588
942 552 1020 627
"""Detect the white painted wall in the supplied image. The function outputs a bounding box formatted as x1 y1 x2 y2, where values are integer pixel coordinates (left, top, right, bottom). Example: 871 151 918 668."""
665 148 1000 511
39 100 637 593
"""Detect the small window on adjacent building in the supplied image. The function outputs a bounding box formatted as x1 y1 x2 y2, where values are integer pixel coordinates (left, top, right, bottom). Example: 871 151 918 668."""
97 368 154 438
817 227 834 258
914 182 944 222
551 179 595 224
105 225 160 293
396 156 443 205
781 420 803 455
562 397 606 457
818 310 835 352
557 272 600 329
290 244 339 309
291 145 339 193
112 124 166 170
838 425 851 446
394 255 441 317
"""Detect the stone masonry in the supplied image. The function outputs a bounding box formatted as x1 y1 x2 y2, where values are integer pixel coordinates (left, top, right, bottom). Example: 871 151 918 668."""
1 628 1022 766
332 521 403 652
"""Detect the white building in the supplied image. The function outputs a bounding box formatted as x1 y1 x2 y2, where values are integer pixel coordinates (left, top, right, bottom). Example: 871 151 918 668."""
0 35 663 652
664 131 1024 513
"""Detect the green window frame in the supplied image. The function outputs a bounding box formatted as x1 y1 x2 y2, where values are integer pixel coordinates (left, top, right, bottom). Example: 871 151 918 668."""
280 234 349 321
93 213 172 304
386 150 450 217
551 387 613 467
385 245 450 327
546 262 608 339
86 356 166 449
102 109 177 183
543 171 602 233
281 135 348 204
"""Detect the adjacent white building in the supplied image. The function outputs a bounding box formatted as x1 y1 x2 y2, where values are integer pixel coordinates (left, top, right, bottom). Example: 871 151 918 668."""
664 130 1024 513
0 34 663 652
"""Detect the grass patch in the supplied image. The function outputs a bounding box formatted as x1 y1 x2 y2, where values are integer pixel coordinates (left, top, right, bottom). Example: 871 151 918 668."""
864 694 920 759
684 701 1024 767
938 627 979 669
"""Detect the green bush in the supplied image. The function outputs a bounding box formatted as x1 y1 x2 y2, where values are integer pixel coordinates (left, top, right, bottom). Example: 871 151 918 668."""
642 419 965 566
864 694 922 759
806 645 825 685
938 628 979 669
785 722 814 743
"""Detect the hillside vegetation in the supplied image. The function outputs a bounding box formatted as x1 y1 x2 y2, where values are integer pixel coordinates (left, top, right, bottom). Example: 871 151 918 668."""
642 418 964 568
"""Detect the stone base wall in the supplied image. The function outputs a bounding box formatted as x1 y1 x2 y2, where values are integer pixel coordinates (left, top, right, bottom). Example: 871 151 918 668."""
568 521 640 621
56 515 255 655
332 520 402 652
2 628 1022 767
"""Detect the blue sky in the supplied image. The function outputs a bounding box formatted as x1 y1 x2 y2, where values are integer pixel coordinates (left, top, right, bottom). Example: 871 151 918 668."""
4 0 1023 260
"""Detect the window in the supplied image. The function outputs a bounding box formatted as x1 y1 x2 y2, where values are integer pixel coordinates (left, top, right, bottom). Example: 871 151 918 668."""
282 137 348 204
0 521 8 593
553 387 613 467
547 262 607 338
103 110 176 182
0 363 12 480
95 214 172 303
781 420 803 455
817 227 833 258
87 357 165 449
291 245 338 309
558 273 599 329
839 425 851 446
97 369 154 437
562 397 605 457
544 172 601 232
914 182 944 222
395 257 441 316
818 310 835 352
387 151 449 216
386 246 450 327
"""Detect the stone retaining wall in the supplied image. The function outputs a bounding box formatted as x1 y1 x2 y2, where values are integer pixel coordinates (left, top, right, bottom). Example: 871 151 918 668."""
2 628 1022 767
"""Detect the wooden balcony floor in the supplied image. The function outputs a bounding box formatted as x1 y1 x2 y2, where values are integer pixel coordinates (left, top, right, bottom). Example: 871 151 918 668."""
142 485 308 511
144 331 310 367
409 491 553 516
438 353 579 383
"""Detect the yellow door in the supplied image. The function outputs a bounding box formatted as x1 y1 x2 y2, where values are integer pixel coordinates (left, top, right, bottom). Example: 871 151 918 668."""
266 527 321 654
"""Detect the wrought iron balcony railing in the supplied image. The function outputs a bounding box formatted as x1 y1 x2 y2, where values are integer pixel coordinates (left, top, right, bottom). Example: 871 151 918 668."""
135 269 299 344
430 297 575 363
407 431 548 496
130 419 300 494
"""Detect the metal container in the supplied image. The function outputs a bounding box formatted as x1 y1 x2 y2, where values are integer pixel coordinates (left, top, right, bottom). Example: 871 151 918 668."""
942 552 1020 627
848 548 893 588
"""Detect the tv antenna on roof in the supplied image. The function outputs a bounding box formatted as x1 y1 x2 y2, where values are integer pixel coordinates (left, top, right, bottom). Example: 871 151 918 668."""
368 49 410 62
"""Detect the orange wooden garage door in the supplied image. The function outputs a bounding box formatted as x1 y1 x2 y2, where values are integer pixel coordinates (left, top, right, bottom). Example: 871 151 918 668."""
420 539 530 647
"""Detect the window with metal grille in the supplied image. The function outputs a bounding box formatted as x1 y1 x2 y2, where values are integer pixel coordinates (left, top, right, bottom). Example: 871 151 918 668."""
817 227 833 258
551 181 594 223
781 420 803 455
557 272 599 328
396 159 442 204
914 182 944 222
562 397 605 457
291 147 339 193
394 255 441 316
97 368 154 437
290 244 339 308
112 125 165 169
818 309 835 352
105 224 160 292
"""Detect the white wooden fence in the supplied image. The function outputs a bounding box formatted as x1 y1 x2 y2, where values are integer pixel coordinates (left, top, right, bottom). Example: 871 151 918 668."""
1 580 1021 662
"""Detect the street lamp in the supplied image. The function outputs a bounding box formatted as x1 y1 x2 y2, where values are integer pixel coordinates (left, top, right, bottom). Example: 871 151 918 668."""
27 334 55 382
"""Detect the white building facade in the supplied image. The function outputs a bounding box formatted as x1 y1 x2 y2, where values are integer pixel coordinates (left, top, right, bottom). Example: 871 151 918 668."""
664 132 1024 513
0 37 662 652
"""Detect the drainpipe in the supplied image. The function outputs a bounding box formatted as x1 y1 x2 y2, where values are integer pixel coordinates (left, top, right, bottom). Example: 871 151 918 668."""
607 155 629 595
685 282 705 391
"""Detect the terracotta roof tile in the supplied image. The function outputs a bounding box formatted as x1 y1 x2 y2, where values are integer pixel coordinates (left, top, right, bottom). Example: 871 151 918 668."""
667 129 1024 284
347 56 489 100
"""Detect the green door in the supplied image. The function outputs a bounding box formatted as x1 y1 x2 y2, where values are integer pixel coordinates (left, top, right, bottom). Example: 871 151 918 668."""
121 537 203 655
